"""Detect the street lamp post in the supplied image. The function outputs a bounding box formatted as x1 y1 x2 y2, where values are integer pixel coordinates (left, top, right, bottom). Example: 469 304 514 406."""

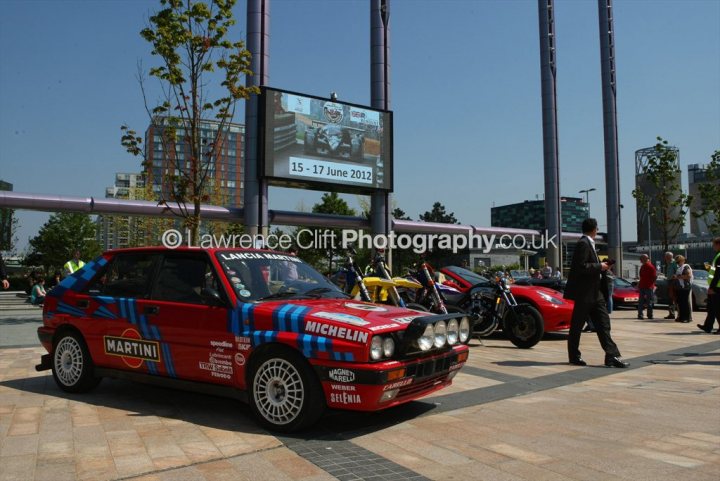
579 188 596 217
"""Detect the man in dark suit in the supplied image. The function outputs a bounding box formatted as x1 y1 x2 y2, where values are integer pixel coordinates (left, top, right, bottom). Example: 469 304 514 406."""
564 218 628 368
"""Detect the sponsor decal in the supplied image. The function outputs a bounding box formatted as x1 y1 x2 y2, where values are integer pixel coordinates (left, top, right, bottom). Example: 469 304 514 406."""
383 378 413 391
235 336 251 344
330 392 361 405
104 328 160 369
449 362 464 372
314 311 369 326
344 303 387 312
323 101 344 123
328 368 356 383
304 320 369 343
235 353 246 366
210 340 233 349
330 384 356 391
200 342 235 380
392 315 425 324
237 343 252 351
220 252 301 262
368 323 400 332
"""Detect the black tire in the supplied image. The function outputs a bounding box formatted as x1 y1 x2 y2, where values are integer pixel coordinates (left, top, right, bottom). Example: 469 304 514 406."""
503 304 544 349
51 331 101 393
248 348 325 433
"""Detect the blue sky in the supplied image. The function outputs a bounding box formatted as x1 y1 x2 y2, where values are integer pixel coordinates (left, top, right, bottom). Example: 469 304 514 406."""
1 0 719 252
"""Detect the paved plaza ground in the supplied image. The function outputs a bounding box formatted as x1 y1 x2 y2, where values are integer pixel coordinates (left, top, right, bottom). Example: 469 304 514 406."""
1 307 718 481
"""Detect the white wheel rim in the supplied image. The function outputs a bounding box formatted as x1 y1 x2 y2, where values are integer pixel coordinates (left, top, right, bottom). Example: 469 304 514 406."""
54 337 84 386
253 359 304 426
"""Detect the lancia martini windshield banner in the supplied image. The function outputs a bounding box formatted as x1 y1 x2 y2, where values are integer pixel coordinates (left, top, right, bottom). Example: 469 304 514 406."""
262 87 393 192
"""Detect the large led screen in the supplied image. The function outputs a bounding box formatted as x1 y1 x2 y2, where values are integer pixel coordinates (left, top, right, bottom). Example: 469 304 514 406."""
262 87 393 192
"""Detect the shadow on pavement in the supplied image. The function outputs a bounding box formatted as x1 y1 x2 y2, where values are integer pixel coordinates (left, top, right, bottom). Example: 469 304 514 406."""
493 360 569 367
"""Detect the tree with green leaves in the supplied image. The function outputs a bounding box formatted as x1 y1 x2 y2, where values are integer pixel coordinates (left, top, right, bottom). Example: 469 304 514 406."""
418 202 467 267
121 0 258 245
632 137 693 252
295 193 357 272
694 149 720 235
24 213 102 275
419 202 459 224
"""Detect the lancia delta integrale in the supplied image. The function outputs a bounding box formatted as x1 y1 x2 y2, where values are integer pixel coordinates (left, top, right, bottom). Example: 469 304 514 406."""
36 248 469 432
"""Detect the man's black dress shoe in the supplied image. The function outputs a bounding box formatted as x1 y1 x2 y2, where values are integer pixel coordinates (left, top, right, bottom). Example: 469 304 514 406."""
605 356 629 368
569 358 587 366
697 324 711 333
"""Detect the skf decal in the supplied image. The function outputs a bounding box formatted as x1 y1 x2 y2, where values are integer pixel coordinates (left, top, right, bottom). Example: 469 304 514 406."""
104 328 160 368
304 320 369 343
383 378 413 391
237 344 252 351
313 312 369 326
328 368 355 383
344 303 387 312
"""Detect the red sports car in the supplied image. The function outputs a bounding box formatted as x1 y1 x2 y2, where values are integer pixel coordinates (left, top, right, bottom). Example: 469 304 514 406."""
36 247 469 432
612 277 640 307
440 266 573 332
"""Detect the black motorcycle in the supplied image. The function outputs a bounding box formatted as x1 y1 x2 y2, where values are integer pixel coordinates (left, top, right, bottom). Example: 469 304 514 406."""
443 276 544 349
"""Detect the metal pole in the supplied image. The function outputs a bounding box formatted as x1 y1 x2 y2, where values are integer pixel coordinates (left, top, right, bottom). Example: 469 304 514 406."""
598 0 623 273
371 0 391 262
243 0 270 237
647 199 651 263
538 0 562 270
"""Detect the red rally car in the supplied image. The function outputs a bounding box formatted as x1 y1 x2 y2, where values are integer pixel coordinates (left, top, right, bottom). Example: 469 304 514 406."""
36 247 469 432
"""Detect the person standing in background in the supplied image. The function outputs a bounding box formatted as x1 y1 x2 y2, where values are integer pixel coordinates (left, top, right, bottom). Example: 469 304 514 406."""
63 250 85 277
0 252 9 289
637 254 657 320
698 237 720 334
663 252 678 319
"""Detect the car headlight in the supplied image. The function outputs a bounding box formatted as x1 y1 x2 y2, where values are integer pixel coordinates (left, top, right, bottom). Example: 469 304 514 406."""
434 321 447 348
382 337 395 358
370 336 383 360
447 319 459 345
418 324 435 351
459 317 471 343
538 291 564 305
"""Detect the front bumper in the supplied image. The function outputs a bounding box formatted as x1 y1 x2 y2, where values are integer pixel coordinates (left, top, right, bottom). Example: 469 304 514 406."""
313 345 469 411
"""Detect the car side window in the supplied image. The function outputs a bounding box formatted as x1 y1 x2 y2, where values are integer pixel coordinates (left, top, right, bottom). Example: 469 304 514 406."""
152 254 221 305
85 253 159 298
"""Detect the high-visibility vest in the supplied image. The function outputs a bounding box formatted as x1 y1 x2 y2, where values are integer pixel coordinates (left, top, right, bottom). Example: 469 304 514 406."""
709 251 720 283
64 259 85 274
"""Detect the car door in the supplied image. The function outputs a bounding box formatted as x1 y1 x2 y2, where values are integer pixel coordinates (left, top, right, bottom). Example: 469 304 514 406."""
147 252 235 385
83 251 163 374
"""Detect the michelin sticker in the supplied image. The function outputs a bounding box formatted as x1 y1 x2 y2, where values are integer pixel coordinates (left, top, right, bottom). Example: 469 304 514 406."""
344 302 387 312
314 311 369 326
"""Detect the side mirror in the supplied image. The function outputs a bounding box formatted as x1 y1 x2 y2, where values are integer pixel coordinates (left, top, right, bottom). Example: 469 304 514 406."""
200 287 225 307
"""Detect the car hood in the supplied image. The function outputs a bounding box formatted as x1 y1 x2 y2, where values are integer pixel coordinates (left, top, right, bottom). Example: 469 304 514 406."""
256 299 432 336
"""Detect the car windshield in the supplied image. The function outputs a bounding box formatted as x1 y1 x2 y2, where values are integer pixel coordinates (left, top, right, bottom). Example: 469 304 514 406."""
443 265 490 284
613 277 633 288
216 251 348 302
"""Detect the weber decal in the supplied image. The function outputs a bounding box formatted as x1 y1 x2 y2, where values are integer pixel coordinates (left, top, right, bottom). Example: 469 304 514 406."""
368 323 400 331
104 329 160 369
313 311 369 326
328 368 355 383
304 320 369 343
392 315 424 324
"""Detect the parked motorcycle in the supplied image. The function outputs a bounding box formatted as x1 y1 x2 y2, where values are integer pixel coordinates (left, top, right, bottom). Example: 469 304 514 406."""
404 256 544 348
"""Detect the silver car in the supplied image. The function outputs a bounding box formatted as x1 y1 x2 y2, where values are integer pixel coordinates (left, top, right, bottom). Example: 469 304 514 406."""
654 270 708 311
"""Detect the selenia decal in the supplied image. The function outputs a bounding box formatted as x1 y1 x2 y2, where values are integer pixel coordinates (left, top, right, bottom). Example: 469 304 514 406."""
104 328 160 368
313 311 369 326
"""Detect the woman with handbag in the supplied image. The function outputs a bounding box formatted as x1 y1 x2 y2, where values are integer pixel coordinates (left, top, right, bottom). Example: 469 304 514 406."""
674 255 693 322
